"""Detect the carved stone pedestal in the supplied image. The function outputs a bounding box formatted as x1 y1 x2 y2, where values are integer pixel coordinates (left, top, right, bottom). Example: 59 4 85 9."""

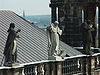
4 62 20 67
48 56 63 75
48 56 64 61
10 63 20 68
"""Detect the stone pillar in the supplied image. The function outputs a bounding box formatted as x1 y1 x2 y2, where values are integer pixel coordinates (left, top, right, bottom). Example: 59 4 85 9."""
51 63 56 75
82 9 84 23
58 7 60 23
58 6 65 29
44 63 50 75
45 63 57 75
82 58 87 75
87 56 91 75
95 6 99 48
51 7 57 23
57 62 62 75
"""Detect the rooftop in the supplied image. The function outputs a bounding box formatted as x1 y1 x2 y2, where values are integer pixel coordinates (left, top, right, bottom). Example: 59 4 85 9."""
0 10 83 65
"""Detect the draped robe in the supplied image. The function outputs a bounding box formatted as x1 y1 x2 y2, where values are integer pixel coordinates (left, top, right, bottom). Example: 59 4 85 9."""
47 24 62 56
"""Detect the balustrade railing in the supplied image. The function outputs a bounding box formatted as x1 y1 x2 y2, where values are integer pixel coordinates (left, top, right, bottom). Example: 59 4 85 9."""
64 0 100 3
0 54 100 75
62 58 81 75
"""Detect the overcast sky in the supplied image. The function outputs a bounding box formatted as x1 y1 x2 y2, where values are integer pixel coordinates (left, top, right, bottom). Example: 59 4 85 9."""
0 0 50 15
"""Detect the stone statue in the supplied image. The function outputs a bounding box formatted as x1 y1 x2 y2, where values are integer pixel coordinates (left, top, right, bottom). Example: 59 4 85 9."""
4 23 21 65
47 21 62 56
81 20 95 55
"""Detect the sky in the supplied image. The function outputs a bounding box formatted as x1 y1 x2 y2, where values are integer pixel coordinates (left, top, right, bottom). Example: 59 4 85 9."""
0 0 50 16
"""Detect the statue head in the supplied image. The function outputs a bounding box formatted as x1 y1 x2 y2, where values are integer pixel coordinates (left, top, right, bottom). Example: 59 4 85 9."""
54 21 59 26
7 23 15 32
10 23 15 28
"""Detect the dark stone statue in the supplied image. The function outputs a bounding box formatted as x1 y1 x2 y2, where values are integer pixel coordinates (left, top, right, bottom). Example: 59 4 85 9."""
81 20 96 55
4 23 21 65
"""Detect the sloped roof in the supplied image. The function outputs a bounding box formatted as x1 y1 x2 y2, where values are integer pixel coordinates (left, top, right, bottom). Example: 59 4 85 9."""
0 11 83 64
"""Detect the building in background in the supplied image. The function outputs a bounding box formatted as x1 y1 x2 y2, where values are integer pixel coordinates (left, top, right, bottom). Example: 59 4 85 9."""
49 0 100 47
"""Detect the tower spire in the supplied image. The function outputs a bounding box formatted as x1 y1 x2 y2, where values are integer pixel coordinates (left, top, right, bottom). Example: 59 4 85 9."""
23 10 25 18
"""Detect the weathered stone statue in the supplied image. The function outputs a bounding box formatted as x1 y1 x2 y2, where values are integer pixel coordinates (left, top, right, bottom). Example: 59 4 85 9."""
81 20 95 55
4 23 21 65
47 21 62 56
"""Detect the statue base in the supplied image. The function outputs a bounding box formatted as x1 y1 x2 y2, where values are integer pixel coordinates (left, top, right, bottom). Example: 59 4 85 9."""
5 62 21 68
48 56 64 61
11 63 21 68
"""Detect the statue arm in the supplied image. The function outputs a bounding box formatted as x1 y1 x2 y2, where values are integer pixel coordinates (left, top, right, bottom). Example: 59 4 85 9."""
16 29 21 33
57 27 62 36
16 29 21 38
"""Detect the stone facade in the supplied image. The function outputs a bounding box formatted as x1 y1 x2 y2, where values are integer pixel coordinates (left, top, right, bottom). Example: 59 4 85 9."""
49 0 100 47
